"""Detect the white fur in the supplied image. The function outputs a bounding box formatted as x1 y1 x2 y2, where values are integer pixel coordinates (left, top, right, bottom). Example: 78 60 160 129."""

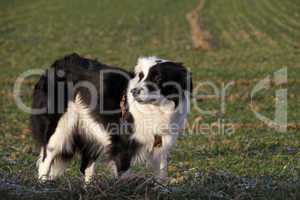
84 162 95 183
38 102 77 181
48 158 69 180
128 57 189 180
134 56 169 75
75 95 111 147
38 56 189 182
108 161 118 178
38 94 111 182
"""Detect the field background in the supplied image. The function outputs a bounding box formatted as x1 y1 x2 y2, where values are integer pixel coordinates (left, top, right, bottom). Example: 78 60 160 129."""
0 0 299 199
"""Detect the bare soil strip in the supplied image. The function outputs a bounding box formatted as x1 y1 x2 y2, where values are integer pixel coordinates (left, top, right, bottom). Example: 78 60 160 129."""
186 0 212 50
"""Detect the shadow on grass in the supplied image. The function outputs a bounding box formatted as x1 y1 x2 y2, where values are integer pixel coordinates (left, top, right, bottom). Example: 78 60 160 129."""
1 168 299 200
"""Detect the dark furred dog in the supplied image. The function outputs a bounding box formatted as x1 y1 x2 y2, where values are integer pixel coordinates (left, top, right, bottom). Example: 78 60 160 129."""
31 53 192 182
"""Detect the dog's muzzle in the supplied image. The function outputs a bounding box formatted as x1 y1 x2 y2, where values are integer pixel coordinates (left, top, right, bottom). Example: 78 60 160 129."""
131 87 160 103
130 88 142 98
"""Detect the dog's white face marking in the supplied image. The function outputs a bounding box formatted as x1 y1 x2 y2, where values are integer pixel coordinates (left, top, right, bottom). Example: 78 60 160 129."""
129 57 169 104
134 56 169 76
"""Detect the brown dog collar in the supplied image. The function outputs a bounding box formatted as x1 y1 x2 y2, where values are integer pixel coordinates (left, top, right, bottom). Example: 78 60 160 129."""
153 135 162 148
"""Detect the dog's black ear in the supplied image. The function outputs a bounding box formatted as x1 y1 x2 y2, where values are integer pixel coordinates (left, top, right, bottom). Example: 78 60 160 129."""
154 62 189 107
164 62 192 93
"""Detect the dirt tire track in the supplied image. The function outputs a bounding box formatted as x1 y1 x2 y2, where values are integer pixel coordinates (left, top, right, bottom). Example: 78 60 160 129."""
186 0 212 50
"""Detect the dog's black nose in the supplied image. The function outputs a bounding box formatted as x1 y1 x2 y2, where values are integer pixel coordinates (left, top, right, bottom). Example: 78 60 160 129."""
131 88 141 97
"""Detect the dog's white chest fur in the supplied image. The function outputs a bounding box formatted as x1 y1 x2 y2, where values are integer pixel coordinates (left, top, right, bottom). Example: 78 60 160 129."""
126 56 189 156
127 89 188 167
128 97 175 145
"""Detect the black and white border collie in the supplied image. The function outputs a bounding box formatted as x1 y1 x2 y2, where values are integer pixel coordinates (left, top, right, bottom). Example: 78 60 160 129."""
31 53 192 183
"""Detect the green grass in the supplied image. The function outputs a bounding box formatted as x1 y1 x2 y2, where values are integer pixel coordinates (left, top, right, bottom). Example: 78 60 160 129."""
0 0 300 199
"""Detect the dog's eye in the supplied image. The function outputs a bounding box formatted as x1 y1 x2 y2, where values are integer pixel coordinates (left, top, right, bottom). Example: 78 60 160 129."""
138 72 144 81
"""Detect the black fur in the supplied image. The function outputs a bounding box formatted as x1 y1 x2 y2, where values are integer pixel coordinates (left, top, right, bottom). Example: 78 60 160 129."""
31 54 192 178
144 62 193 107
31 53 140 176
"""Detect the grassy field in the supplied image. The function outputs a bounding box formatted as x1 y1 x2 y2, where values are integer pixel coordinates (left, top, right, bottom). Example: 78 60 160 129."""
0 0 300 199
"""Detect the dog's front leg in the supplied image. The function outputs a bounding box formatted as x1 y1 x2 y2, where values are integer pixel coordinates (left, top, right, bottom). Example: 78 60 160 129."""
149 134 178 182
150 148 168 181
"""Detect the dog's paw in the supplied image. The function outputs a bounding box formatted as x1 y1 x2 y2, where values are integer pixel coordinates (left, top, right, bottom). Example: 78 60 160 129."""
38 175 51 183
